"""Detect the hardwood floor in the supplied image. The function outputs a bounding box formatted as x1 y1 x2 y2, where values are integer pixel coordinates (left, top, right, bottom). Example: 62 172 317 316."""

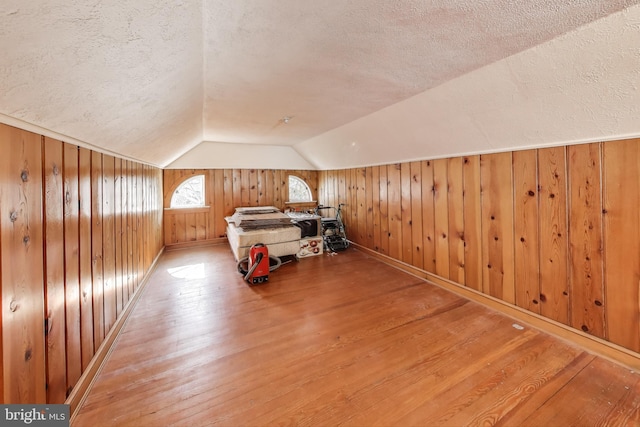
72 245 640 426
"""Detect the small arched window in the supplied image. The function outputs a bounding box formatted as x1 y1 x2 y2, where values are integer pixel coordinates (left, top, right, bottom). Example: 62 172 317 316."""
288 175 312 202
170 175 205 208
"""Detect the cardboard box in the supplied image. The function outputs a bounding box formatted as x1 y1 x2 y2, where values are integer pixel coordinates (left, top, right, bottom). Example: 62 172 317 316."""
298 237 323 258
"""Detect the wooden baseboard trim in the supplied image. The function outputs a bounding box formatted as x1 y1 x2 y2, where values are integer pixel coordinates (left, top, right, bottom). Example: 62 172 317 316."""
352 243 640 371
165 238 227 251
66 248 165 421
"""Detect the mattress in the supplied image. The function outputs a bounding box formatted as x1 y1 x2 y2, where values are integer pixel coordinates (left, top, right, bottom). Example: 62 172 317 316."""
226 223 301 261
227 207 293 230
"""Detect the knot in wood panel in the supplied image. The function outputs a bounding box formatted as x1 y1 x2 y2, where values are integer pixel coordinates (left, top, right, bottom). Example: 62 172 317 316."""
20 169 29 182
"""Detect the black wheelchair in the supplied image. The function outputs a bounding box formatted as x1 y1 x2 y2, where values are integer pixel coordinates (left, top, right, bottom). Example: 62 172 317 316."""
314 203 349 252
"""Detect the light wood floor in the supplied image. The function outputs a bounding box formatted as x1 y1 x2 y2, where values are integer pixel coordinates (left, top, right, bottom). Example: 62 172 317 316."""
73 245 640 426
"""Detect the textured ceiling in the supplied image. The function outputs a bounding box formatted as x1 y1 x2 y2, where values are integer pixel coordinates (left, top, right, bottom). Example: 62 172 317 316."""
201 0 640 147
1 1 639 168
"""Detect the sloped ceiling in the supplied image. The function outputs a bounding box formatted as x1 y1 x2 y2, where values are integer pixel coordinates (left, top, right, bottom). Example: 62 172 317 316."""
1 1 639 169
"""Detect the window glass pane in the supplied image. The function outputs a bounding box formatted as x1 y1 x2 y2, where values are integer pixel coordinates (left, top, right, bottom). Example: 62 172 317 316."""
170 175 205 208
288 175 312 202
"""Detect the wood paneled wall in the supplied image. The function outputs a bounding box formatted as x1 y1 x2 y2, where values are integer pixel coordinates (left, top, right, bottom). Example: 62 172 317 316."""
318 139 640 354
0 123 163 404
163 169 318 246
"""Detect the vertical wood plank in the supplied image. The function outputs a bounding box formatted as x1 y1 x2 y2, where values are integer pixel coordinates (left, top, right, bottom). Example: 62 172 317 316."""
387 164 402 260
166 209 175 245
196 213 207 240
538 147 569 325
410 162 423 270
400 163 413 264
349 168 359 244
0 124 46 403
276 170 284 209
174 213 186 243
91 152 104 349
249 169 258 205
141 165 148 271
346 170 355 235
102 155 116 334
309 171 318 206
146 165 151 265
462 156 482 291
149 167 155 253
143 167 150 273
513 150 541 313
78 148 94 370
214 170 225 239
161 169 175 207
130 162 138 288
378 167 389 255
353 168 361 241
43 137 67 403
241 169 251 207
332 170 346 211
155 169 161 256
371 167 381 252
186 213 197 241
421 160 436 274
481 153 515 303
365 167 374 249
324 170 333 210
278 170 288 210
318 171 326 206
603 139 640 352
334 171 345 219
120 161 129 306
447 157 465 284
125 161 134 302
433 159 449 279
568 143 605 339
136 163 144 288
223 169 234 226
114 158 123 317
330 170 337 210
323 170 331 207
340 170 350 234
142 165 149 266
263 170 273 212
63 143 82 394
357 168 367 245
337 169 347 209
146 166 152 268
232 169 242 210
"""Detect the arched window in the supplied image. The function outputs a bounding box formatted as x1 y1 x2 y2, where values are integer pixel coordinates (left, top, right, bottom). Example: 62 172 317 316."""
170 175 205 208
288 175 312 202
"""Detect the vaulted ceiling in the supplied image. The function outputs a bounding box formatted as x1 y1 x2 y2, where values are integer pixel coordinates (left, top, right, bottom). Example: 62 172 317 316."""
1 1 639 169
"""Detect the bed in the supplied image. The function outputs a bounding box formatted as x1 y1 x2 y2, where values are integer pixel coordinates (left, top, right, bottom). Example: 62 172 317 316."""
225 206 319 261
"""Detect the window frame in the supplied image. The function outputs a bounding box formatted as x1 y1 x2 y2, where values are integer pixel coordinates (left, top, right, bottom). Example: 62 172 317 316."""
168 174 207 209
286 174 314 204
